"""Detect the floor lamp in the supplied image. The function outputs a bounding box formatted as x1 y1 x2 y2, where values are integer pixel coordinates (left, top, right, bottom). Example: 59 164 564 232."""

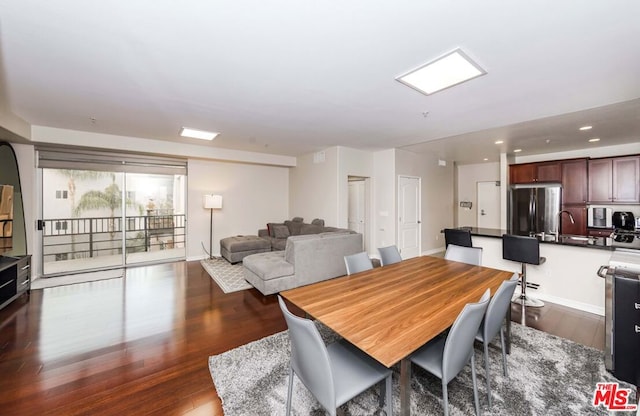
203 194 223 259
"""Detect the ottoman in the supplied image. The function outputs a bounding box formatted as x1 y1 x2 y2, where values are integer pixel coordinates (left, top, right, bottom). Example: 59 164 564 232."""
220 235 271 263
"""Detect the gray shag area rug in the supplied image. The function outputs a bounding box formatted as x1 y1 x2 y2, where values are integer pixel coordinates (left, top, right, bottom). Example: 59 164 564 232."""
201 258 253 293
209 323 637 415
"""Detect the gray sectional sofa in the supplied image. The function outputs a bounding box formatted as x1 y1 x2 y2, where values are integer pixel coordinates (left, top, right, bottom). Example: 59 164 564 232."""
258 217 351 251
243 231 363 295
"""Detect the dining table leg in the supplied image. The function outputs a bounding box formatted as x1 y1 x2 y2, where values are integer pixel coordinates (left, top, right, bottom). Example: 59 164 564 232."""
400 358 411 416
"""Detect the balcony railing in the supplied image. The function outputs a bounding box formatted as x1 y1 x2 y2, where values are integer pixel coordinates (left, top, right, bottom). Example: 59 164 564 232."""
42 213 186 262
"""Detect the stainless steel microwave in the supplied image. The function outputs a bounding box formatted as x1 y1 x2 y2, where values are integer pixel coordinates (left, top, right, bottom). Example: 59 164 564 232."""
588 207 613 228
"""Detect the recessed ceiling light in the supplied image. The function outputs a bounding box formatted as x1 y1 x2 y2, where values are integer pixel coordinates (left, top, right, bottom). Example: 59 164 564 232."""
588 137 601 142
494 140 504 144
513 149 522 153
483 158 489 161
396 48 486 95
180 127 219 141
579 125 593 131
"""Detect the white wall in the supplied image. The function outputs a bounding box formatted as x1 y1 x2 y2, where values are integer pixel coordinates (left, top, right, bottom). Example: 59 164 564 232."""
289 147 339 226
395 149 454 253
187 159 289 259
373 149 396 251
456 162 500 227
337 147 373 229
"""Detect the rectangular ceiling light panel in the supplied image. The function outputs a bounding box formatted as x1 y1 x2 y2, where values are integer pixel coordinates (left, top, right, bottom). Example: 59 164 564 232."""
180 127 219 140
396 48 486 95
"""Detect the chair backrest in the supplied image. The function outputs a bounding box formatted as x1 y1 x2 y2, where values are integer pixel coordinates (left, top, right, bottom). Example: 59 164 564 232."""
502 234 541 265
444 228 473 248
344 252 373 275
481 273 519 342
444 244 483 266
277 296 336 410
442 289 490 384
378 245 402 266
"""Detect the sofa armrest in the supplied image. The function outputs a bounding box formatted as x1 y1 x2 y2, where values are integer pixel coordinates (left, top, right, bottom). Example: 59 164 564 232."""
258 229 269 238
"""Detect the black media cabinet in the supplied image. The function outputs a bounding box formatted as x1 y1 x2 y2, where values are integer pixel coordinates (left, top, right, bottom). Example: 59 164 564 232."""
0 255 31 311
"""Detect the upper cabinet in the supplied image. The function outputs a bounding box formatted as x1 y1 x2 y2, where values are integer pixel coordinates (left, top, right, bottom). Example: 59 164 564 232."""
588 156 640 203
509 161 561 184
561 159 588 204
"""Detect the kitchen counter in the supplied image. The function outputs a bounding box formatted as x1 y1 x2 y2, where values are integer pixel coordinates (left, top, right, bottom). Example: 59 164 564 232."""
451 227 640 251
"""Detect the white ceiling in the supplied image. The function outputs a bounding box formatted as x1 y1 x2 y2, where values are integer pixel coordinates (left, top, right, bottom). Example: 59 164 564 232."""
1 1 640 163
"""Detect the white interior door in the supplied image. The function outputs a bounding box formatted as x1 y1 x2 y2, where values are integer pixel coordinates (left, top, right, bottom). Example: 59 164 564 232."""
477 181 501 229
398 176 420 259
348 180 365 237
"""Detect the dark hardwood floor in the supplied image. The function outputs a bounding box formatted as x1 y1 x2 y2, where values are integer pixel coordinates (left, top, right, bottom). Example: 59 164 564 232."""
0 260 605 415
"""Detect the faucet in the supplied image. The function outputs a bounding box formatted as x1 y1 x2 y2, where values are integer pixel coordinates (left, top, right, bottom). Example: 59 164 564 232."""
553 210 575 240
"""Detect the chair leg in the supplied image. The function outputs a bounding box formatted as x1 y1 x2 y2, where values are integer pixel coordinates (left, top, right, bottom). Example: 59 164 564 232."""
484 341 492 407
471 354 482 416
442 380 449 416
500 327 508 377
385 374 392 416
286 367 294 416
379 379 385 408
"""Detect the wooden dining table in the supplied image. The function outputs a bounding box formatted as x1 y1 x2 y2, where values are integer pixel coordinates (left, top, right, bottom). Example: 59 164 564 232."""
281 255 515 416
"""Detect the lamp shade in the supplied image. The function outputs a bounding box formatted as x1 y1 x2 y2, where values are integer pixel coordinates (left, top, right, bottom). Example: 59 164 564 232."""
203 194 223 209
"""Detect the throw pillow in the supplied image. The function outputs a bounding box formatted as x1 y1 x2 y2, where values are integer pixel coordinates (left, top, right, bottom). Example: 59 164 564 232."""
291 217 304 222
267 222 284 238
272 224 290 239
311 218 325 226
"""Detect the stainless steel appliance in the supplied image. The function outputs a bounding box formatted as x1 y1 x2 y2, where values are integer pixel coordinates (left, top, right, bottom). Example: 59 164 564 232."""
509 184 562 237
613 211 636 230
597 249 640 390
587 207 613 228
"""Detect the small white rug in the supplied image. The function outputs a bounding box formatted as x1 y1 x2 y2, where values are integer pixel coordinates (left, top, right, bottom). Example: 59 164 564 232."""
31 269 124 289
201 258 253 293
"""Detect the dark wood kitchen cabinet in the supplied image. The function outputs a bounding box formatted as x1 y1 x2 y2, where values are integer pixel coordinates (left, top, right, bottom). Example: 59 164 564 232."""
509 161 561 184
588 156 640 203
561 159 588 204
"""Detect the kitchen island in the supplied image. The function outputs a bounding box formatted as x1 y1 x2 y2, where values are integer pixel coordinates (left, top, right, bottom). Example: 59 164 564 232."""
452 227 638 315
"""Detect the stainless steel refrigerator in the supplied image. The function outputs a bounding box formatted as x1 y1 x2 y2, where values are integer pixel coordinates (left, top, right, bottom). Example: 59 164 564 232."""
509 184 562 236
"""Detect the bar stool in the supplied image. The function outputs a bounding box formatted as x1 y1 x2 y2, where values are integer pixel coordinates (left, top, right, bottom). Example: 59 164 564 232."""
502 234 546 307
444 228 473 248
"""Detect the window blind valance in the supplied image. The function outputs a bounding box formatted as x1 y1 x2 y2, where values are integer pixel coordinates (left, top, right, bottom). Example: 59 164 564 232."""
37 147 187 175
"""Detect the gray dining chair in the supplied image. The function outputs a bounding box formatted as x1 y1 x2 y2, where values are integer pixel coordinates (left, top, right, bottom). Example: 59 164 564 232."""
277 296 392 416
378 245 402 266
444 244 483 266
475 273 519 406
409 289 490 416
344 252 373 275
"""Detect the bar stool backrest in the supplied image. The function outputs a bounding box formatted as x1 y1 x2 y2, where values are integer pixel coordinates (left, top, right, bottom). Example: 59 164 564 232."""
502 234 541 265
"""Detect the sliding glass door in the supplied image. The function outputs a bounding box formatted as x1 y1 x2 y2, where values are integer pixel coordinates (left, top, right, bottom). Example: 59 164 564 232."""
39 150 187 276
124 173 186 265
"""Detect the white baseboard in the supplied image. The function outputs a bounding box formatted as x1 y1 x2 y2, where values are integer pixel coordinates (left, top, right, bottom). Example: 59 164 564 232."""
533 292 604 316
187 254 219 261
422 247 445 256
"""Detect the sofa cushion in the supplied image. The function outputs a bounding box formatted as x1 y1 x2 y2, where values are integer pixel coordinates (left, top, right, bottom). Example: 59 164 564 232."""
299 223 324 235
267 222 285 237
243 251 294 281
272 224 290 239
284 220 304 236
